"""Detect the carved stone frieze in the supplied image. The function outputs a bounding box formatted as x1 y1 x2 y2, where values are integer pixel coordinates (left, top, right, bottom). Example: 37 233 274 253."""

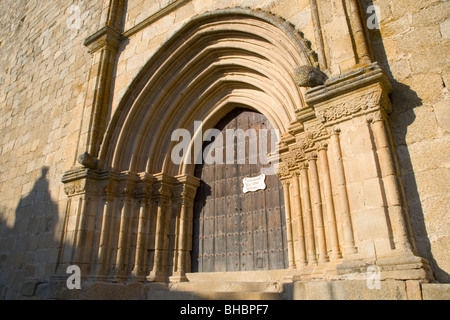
62 168 107 197
64 180 86 197
318 90 383 124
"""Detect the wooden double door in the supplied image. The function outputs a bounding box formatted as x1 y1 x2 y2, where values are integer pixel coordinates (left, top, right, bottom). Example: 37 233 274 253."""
192 108 288 273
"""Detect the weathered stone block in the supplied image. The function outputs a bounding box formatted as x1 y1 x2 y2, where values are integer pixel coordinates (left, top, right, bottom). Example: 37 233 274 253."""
422 283 450 300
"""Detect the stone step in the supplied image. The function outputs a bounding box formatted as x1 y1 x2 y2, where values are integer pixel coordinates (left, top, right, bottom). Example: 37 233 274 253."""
185 270 291 283
166 271 291 300
172 281 281 293
192 291 283 300
146 284 284 301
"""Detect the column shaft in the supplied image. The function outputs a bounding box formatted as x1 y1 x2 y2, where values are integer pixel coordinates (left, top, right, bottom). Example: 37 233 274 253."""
299 165 317 265
331 130 358 255
309 156 329 263
371 116 412 252
319 147 342 260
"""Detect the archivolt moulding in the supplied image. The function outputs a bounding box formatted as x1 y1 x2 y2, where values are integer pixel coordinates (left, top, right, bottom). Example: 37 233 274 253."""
99 8 318 176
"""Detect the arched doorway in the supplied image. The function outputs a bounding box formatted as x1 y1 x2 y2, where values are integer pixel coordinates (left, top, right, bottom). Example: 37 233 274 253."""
58 8 318 283
192 108 288 273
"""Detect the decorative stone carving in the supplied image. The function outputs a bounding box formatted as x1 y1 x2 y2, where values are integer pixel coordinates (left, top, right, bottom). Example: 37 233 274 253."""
64 180 86 196
77 152 99 170
277 164 291 179
318 90 383 123
293 148 306 162
299 132 316 150
294 65 328 87
307 123 328 139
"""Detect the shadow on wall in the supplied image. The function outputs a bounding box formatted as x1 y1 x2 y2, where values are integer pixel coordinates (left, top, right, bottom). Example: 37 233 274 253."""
361 0 449 283
0 167 62 299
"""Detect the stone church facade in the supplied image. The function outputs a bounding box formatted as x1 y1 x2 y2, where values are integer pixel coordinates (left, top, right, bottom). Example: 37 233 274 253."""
0 0 449 300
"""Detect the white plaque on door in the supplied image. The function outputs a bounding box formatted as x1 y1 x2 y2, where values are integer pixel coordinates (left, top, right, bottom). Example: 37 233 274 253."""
243 174 266 193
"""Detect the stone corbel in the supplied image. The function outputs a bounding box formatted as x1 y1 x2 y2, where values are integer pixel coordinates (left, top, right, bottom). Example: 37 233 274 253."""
84 25 124 53
294 65 328 88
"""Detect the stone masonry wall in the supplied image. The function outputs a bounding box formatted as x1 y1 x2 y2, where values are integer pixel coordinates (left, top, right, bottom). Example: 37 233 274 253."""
0 0 103 299
0 0 448 300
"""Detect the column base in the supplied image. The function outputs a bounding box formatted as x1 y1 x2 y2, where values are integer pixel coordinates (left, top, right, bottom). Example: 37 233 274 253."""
169 273 188 283
335 252 434 282
147 271 168 283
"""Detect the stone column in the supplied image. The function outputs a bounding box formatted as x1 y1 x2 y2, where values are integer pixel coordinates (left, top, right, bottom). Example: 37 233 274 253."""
170 175 199 282
308 153 329 264
318 142 342 261
171 196 194 282
73 196 89 268
310 0 328 70
114 198 133 282
58 169 105 280
369 111 412 252
95 197 114 280
330 128 358 255
78 0 125 160
291 173 308 268
346 0 372 65
147 176 173 282
132 199 151 282
281 180 297 270
299 163 317 265
147 196 170 282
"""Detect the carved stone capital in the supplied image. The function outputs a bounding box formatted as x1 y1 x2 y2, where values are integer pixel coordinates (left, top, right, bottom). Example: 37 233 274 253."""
317 141 329 151
62 168 106 197
298 132 316 150
277 164 292 180
308 152 319 161
298 162 309 171
366 110 387 124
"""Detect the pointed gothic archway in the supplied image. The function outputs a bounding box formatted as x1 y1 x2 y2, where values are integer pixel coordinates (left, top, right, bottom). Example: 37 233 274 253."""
93 8 314 282
58 8 320 283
